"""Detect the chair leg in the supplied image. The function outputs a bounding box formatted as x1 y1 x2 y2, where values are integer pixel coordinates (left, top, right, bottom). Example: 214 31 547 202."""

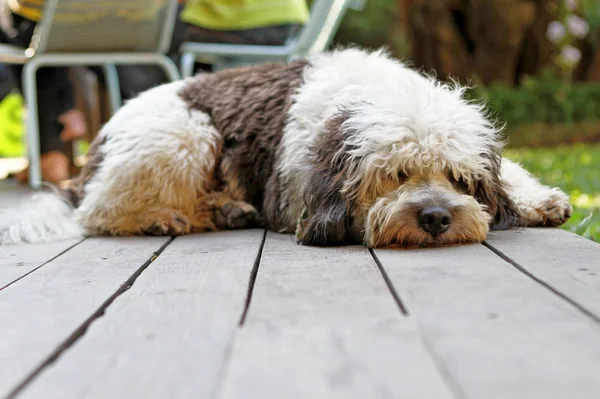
180 52 195 78
154 54 181 82
102 64 122 115
22 62 42 190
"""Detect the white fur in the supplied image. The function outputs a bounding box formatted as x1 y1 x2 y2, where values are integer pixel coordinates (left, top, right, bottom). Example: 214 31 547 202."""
1 79 221 244
74 79 221 235
0 192 83 244
277 48 502 227
501 158 572 225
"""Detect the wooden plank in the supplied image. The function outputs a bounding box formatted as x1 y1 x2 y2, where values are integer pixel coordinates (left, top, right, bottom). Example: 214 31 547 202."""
219 233 455 399
374 243 600 399
0 181 81 287
18 230 264 399
485 228 600 317
0 236 170 397
0 240 81 288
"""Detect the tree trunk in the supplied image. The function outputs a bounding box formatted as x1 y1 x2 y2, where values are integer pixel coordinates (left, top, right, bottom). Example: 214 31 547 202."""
401 0 558 85
405 0 473 79
574 37 600 82
587 48 600 81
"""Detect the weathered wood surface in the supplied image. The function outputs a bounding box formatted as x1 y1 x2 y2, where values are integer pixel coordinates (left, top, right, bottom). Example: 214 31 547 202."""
0 240 81 289
19 231 264 399
486 228 600 318
0 176 598 399
374 238 600 399
220 232 455 399
0 183 81 288
0 236 170 397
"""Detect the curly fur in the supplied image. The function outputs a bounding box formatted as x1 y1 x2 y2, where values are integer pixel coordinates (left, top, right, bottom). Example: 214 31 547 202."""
0 48 572 247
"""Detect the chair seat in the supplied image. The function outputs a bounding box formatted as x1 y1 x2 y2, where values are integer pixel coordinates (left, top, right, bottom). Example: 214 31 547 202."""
0 44 29 64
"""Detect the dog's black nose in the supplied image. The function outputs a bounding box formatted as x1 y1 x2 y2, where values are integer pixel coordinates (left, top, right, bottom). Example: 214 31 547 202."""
417 207 452 237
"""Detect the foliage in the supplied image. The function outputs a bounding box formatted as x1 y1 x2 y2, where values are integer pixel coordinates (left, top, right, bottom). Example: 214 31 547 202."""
504 143 600 242
334 0 406 56
582 0 600 34
468 70 600 128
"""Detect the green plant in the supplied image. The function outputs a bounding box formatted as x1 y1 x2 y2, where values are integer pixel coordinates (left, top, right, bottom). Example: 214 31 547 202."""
504 143 600 242
333 0 403 55
467 71 600 128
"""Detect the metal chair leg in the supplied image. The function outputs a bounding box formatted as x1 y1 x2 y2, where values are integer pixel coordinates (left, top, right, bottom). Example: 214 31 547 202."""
153 54 181 82
22 61 42 190
102 63 121 115
180 52 195 78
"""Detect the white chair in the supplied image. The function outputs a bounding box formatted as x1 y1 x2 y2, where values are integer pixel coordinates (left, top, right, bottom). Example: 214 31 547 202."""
0 0 181 189
179 0 365 76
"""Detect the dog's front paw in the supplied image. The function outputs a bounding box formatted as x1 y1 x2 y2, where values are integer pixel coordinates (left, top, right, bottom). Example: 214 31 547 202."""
144 211 191 236
215 201 262 229
520 188 572 227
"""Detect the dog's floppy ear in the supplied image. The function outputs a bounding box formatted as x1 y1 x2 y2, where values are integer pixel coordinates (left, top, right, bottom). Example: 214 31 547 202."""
475 180 523 230
300 112 357 246
474 153 524 230
301 182 352 246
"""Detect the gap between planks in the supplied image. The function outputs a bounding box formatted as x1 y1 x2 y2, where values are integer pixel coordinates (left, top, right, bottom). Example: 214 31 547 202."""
482 240 600 325
0 239 85 291
369 248 408 315
17 230 268 399
239 229 268 325
217 233 456 399
12 228 596 398
6 237 175 399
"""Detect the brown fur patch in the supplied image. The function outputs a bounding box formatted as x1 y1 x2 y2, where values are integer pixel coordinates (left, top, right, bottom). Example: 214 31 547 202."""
301 112 364 246
63 135 106 207
179 60 308 229
473 152 524 230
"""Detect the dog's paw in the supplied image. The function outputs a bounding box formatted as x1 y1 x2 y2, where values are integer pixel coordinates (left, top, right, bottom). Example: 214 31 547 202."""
215 201 261 229
520 188 572 227
144 211 191 236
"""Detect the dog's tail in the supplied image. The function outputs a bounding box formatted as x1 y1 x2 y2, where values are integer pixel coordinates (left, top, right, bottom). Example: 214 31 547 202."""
0 186 84 245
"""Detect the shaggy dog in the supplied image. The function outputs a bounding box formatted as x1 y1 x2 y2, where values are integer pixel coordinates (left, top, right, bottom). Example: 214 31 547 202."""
0 48 572 247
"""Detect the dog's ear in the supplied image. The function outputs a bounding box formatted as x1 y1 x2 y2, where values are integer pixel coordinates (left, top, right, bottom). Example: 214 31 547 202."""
300 113 357 246
301 185 352 246
474 154 524 230
475 179 523 230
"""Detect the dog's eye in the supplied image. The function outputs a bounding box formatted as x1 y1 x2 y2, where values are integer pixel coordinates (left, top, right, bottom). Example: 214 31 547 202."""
454 177 471 193
447 172 470 192
397 171 407 180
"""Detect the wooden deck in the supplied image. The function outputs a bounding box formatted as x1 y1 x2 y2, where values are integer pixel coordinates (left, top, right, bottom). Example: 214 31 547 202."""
1 186 600 399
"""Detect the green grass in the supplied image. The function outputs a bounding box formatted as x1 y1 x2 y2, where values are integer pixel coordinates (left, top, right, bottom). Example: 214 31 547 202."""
504 144 600 242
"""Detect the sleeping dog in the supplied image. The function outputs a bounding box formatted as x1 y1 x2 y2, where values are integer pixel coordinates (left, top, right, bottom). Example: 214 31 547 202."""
0 48 572 247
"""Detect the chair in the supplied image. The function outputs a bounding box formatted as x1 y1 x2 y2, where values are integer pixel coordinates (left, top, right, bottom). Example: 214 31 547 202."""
0 0 181 189
179 0 365 77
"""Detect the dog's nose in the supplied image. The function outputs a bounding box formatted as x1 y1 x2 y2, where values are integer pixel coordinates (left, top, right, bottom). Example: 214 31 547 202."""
417 207 452 237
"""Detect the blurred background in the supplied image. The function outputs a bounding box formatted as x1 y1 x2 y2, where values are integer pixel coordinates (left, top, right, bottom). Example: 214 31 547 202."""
0 0 598 241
